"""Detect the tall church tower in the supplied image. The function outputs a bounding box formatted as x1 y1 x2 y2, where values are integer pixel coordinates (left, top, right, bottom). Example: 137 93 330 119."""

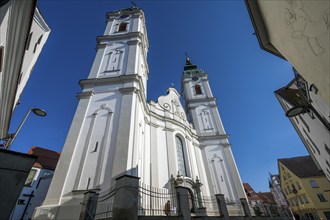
181 57 246 202
34 6 247 219
35 7 149 218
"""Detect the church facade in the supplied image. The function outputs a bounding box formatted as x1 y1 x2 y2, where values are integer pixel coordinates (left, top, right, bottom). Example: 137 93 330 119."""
34 7 246 219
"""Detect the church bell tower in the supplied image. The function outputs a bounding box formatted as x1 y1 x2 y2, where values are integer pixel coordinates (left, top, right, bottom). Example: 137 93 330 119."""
36 7 149 218
181 57 246 202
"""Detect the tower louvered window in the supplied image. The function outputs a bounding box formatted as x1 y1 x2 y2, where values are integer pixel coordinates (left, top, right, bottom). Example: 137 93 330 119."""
195 84 202 94
118 22 127 32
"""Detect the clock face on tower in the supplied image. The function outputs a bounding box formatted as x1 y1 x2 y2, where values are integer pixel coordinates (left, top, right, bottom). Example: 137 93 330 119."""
192 76 199 81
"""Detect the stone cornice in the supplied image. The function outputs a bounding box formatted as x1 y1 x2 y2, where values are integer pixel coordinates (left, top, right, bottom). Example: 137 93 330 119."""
187 103 217 110
97 32 145 45
163 127 175 132
79 74 140 88
185 97 216 104
118 87 137 94
79 74 150 115
76 91 95 99
198 134 229 142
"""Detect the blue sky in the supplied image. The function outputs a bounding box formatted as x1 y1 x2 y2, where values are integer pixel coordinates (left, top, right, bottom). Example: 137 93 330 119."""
9 0 308 192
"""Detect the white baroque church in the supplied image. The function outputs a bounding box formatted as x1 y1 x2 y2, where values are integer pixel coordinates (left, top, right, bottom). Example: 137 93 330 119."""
34 6 246 219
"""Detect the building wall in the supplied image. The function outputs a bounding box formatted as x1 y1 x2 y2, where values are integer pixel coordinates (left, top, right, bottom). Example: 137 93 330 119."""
270 175 288 207
279 161 330 219
14 8 50 109
0 0 36 139
257 0 329 107
276 88 330 180
247 0 330 183
10 167 54 220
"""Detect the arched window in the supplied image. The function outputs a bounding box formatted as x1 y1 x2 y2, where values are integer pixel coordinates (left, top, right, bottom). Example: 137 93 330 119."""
176 136 187 176
118 22 127 32
195 84 202 95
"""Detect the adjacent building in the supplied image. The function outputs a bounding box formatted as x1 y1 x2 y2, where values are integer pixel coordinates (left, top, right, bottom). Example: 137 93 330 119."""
243 183 284 217
269 173 289 207
245 0 330 181
243 183 262 207
275 78 330 181
0 2 50 218
0 0 50 141
278 156 330 219
10 146 60 220
245 0 329 107
33 6 246 219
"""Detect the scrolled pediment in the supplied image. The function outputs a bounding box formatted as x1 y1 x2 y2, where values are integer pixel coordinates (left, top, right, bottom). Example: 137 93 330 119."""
156 88 187 121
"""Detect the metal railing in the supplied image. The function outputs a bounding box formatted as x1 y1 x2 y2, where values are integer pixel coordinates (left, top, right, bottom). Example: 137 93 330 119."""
225 199 244 216
94 187 116 219
138 182 177 216
193 195 220 216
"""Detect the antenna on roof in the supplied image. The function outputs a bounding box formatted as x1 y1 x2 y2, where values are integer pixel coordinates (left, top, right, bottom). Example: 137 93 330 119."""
185 52 190 61
131 1 137 8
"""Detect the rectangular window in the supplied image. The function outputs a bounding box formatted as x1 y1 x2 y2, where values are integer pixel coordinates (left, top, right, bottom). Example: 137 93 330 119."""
325 144 330 156
317 193 327 202
25 169 37 186
326 168 330 176
294 116 299 124
17 199 25 205
306 139 316 153
33 35 43 53
303 194 309 203
309 180 319 188
118 22 127 32
303 128 320 154
284 188 288 195
296 182 302 190
299 115 310 132
0 46 3 72
195 84 202 95
294 197 298 205
17 72 23 85
25 32 33 51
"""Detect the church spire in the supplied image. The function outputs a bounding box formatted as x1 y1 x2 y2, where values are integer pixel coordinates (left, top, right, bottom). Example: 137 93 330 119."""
183 55 205 75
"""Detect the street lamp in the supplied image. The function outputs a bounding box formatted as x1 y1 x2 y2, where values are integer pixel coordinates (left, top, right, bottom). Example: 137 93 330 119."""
4 108 47 150
285 70 330 131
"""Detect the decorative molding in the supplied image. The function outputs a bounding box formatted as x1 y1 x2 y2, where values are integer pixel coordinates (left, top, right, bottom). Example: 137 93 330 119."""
185 135 192 141
80 74 140 88
186 97 216 103
76 91 95 99
119 87 137 94
163 127 175 132
97 32 145 45
198 134 229 142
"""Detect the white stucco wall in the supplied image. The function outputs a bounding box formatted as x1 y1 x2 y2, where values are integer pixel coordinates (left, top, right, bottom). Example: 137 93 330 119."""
258 0 329 106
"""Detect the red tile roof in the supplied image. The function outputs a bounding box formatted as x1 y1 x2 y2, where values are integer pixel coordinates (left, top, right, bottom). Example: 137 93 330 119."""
27 146 60 171
243 183 261 201
257 192 276 204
